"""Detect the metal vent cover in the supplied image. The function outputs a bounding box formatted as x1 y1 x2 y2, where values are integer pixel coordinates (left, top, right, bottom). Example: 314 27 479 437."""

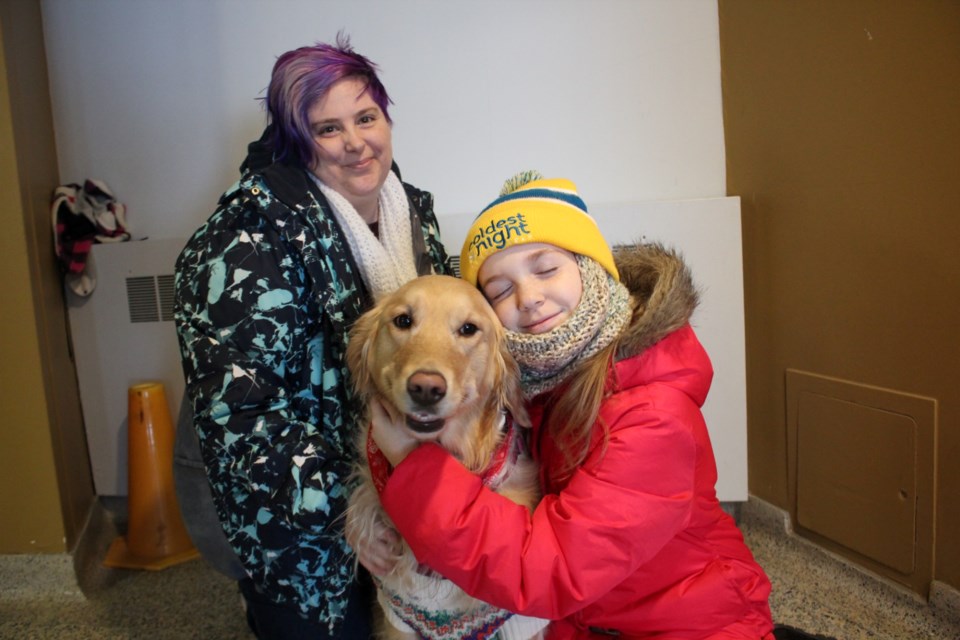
126 274 175 323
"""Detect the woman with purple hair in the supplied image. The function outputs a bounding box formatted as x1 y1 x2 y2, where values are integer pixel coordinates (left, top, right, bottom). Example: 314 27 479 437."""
173 34 451 639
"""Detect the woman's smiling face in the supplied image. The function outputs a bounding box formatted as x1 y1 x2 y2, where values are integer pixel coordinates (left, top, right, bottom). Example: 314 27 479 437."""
477 243 583 334
308 76 393 221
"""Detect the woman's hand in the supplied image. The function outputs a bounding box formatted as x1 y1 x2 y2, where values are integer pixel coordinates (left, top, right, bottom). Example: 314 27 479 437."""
354 519 403 577
370 399 423 467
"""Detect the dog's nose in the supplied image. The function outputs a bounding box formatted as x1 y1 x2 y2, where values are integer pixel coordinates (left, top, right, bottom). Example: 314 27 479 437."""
407 371 447 406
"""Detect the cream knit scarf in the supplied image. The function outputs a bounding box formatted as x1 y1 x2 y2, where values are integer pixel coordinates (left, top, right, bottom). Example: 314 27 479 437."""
313 171 418 299
506 256 633 399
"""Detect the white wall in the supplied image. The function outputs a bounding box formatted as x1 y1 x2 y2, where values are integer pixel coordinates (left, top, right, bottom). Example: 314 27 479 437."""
41 0 726 240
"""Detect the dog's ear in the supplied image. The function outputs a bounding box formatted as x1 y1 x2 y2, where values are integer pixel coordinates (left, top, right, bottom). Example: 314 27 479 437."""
494 330 530 428
346 306 379 398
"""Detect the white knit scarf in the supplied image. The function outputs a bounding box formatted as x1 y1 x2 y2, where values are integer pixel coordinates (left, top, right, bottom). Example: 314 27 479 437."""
312 171 418 299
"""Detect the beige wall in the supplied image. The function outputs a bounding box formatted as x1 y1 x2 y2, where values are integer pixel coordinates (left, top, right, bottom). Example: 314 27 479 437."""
0 0 94 553
719 1 959 590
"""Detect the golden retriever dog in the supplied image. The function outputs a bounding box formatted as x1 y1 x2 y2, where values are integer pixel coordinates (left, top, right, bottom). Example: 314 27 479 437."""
345 275 547 640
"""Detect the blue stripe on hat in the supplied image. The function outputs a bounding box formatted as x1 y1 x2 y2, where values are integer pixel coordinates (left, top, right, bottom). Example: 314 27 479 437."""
477 188 589 218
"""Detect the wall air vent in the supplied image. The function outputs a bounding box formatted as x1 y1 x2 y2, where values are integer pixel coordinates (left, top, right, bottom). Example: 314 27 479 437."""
126 276 157 323
125 274 176 323
158 274 176 321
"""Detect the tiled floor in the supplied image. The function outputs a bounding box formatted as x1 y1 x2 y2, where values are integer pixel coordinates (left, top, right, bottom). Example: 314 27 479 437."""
741 500 959 639
1 498 957 639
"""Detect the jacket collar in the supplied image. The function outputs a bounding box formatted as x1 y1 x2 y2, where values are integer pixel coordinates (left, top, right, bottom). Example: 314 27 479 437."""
613 243 699 360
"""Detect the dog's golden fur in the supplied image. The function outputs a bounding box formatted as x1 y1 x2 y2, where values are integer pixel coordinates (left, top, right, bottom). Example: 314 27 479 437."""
345 275 542 640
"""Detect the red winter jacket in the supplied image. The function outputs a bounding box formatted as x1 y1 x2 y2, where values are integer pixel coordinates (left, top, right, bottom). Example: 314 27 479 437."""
380 245 774 639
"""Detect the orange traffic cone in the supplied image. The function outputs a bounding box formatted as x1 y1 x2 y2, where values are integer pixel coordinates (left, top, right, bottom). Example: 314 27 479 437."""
104 382 199 570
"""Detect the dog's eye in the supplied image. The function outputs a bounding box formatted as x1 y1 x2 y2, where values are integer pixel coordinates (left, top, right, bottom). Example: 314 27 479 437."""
393 314 413 329
459 323 478 336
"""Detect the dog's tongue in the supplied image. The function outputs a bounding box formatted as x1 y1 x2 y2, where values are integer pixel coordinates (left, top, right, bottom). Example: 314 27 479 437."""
406 415 444 434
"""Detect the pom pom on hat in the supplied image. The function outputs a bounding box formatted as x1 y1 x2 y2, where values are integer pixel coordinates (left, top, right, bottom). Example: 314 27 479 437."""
498 170 544 196
459 171 618 286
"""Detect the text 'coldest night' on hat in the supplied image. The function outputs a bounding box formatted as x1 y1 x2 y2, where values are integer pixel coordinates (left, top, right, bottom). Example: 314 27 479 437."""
459 171 618 286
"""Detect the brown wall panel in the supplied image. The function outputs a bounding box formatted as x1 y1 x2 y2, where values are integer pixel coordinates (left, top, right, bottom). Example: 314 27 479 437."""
719 0 960 590
0 0 94 552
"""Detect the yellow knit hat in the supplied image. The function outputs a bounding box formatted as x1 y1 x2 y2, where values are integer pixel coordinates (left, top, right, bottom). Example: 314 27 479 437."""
459 171 618 286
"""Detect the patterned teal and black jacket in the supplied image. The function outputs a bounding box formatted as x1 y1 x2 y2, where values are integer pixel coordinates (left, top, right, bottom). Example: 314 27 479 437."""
174 147 450 633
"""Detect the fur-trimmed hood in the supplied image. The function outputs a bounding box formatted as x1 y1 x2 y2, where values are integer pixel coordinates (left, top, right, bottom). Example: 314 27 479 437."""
612 242 699 361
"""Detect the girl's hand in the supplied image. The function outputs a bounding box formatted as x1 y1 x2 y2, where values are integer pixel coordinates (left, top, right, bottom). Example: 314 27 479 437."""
354 519 402 577
370 399 422 467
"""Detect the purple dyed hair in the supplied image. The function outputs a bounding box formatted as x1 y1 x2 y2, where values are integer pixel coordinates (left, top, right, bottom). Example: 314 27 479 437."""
264 33 392 167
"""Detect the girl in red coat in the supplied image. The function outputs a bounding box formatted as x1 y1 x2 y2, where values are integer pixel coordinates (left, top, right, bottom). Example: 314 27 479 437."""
365 173 776 639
